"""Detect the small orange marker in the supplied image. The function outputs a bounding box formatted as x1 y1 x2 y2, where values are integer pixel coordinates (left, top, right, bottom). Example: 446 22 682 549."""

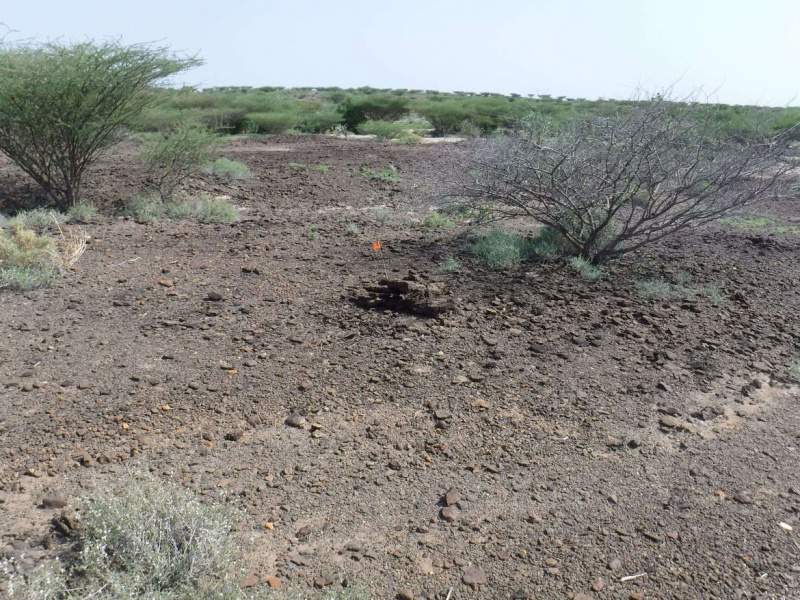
372 241 388 279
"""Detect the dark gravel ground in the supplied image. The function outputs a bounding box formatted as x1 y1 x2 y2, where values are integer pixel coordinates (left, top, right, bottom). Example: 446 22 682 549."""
1 135 799 599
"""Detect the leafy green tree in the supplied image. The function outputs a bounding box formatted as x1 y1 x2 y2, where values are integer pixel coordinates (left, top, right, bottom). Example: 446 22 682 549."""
0 40 201 208
340 94 409 132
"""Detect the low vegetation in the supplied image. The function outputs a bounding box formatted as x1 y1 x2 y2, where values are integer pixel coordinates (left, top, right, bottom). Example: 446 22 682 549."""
205 157 252 182
0 221 87 290
140 124 222 201
123 196 239 224
2 475 245 599
361 167 402 184
471 229 533 270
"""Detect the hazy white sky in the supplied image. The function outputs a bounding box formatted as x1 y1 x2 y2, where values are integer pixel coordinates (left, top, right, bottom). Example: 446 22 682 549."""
4 0 799 106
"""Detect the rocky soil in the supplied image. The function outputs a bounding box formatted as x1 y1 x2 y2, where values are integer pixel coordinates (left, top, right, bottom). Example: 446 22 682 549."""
1 135 799 599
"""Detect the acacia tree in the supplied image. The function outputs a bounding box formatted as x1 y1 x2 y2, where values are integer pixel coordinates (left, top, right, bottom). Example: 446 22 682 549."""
0 41 201 209
448 95 798 264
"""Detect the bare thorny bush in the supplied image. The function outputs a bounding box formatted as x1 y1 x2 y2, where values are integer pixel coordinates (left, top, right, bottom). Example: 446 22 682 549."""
447 95 798 264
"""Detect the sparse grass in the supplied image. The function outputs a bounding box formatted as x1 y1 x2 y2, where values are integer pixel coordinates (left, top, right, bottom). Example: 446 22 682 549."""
1 474 375 599
374 208 393 224
307 228 320 240
391 132 424 145
361 166 402 184
472 229 533 270
66 202 102 223
345 223 360 236
122 196 162 223
436 255 462 274
313 164 331 173
674 270 693 286
289 162 307 170
205 157 252 181
6 208 66 230
0 224 58 290
123 196 239 224
789 362 800 383
421 211 455 229
0 265 57 290
718 215 777 228
635 278 694 301
569 256 604 281
718 214 800 236
0 222 86 290
702 284 727 304
527 226 577 259
2 474 246 599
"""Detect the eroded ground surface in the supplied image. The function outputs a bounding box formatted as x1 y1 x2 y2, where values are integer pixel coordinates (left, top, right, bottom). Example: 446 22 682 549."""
1 135 800 599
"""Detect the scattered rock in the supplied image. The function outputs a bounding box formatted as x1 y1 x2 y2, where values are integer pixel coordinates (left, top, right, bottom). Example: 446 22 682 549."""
659 415 680 429
733 491 755 504
418 556 434 575
462 566 487 587
440 506 460 522
205 291 224 301
444 488 461 506
265 576 281 589
241 573 259 588
41 493 67 509
285 413 309 429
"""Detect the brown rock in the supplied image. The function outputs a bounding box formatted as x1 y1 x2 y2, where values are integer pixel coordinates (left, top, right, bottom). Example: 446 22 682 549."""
266 576 281 589
463 566 487 587
41 493 67 509
444 488 461 506
241 573 259 588
659 415 679 428
440 506 460 522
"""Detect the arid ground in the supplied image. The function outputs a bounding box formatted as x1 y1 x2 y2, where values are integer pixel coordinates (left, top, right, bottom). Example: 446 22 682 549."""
1 135 799 599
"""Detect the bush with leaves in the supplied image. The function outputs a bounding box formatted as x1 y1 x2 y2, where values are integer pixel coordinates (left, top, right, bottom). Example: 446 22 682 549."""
140 125 221 201
449 94 798 264
340 94 409 132
0 40 201 209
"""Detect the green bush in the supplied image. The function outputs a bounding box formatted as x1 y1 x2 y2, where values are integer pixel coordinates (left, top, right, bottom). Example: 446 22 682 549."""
345 223 360 236
0 41 201 208
5 208 64 230
358 119 407 140
67 203 102 223
140 125 221 201
298 109 342 133
421 211 455 228
243 111 301 134
205 157 251 181
472 229 532 270
340 94 409 131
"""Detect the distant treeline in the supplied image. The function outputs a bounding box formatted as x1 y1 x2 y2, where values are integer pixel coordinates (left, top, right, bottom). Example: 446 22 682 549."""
132 86 800 140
